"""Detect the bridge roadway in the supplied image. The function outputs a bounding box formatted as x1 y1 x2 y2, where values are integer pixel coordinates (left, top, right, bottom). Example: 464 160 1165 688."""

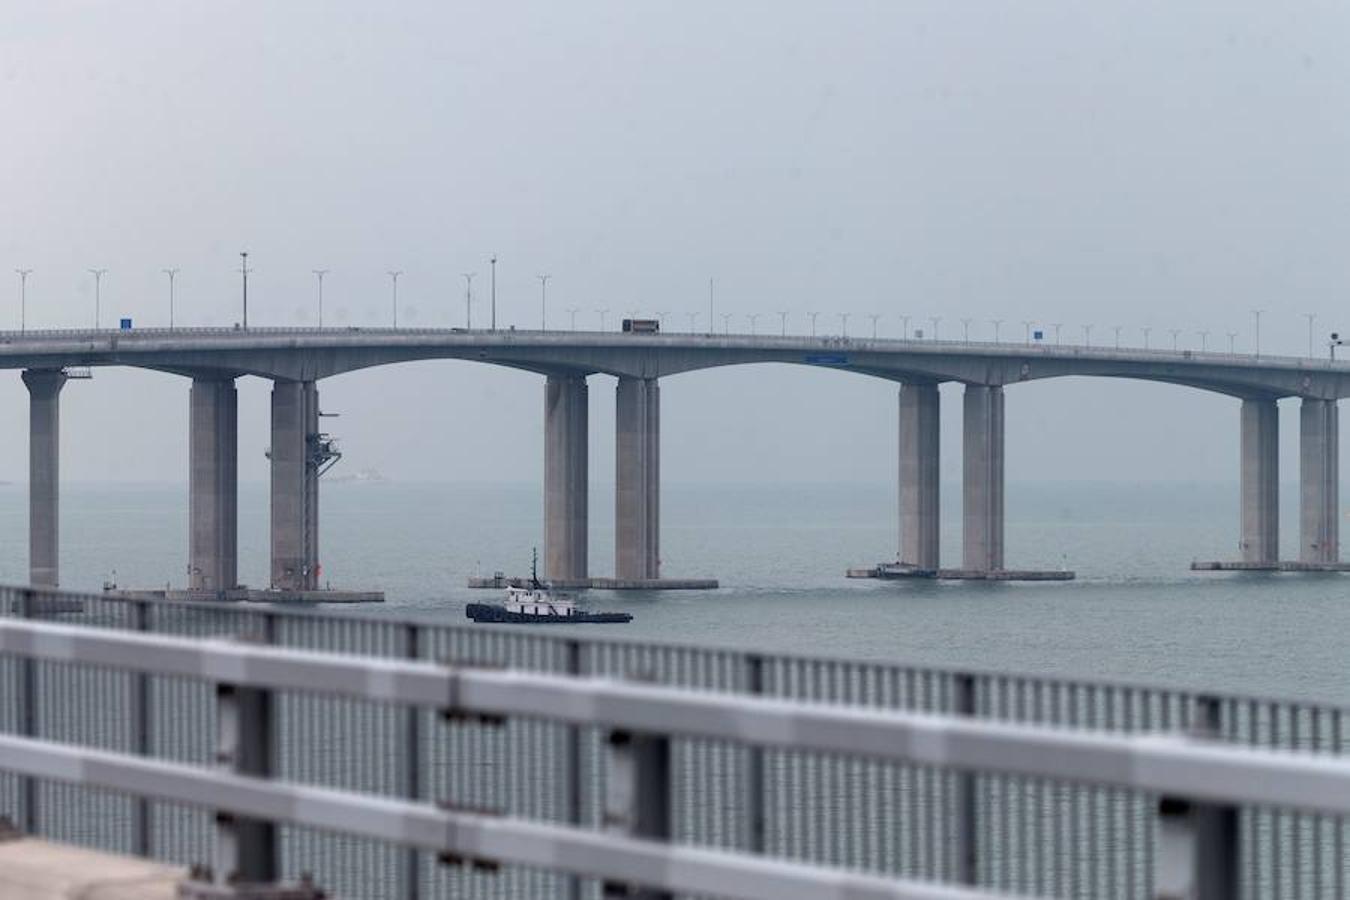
3 325 1348 591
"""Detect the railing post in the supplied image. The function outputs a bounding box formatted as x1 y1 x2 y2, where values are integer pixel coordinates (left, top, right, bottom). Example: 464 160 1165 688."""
744 654 766 854
402 623 421 900
130 600 153 857
201 613 281 893
1154 695 1238 900
17 589 37 837
602 728 671 900
214 679 277 885
564 639 585 900
951 672 978 885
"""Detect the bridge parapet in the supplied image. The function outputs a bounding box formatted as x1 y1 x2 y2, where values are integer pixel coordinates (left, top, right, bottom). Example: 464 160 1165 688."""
0 587 1345 899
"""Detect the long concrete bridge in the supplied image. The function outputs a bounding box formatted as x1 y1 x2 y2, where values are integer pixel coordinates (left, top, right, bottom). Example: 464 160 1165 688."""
5 325 1349 591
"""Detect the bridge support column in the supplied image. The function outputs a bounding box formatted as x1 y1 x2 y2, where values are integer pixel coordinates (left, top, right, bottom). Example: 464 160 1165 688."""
962 384 1004 572
545 374 588 581
270 380 320 590
898 382 940 569
1299 398 1338 563
1239 399 1279 564
23 370 66 587
615 376 659 580
189 377 238 591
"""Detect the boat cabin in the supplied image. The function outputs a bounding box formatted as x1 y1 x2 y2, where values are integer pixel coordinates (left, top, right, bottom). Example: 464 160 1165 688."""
504 585 578 617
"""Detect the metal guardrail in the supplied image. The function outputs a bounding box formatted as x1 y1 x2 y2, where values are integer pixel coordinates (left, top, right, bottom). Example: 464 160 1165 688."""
0 617 1347 900
0 585 1346 899
4 620 1350 816
0 736 1001 900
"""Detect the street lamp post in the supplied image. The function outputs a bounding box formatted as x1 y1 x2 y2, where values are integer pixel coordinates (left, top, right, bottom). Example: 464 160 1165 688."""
596 308 608 330
88 268 107 329
490 255 497 330
387 270 402 328
1227 332 1238 354
1051 322 1063 345
461 273 475 328
1305 313 1316 358
929 316 940 340
237 253 249 329
1197 330 1208 351
15 269 31 333
311 269 327 328
1113 325 1122 349
839 312 850 337
990 319 1002 342
808 311 819 337
747 313 759 335
708 278 714 335
721 313 732 334
537 274 550 330
1082 324 1092 346
777 310 788 336
960 317 972 343
1022 320 1034 345
567 307 580 330
1252 309 1263 357
163 268 180 329
686 311 698 333
1169 328 1181 351
870 313 882 339
900 315 911 340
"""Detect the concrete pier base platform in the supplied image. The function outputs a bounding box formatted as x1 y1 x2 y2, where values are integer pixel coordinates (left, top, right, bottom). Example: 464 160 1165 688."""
1191 560 1350 573
848 562 1075 582
107 587 384 604
468 574 718 591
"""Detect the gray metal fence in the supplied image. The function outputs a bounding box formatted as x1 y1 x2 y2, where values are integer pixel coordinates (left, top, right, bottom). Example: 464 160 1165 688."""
0 584 1346 899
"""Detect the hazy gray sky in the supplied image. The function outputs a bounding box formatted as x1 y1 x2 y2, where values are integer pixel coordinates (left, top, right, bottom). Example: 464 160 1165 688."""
1 1 1347 487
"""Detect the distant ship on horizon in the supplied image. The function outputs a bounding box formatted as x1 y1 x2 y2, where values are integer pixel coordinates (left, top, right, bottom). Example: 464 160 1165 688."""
328 467 387 485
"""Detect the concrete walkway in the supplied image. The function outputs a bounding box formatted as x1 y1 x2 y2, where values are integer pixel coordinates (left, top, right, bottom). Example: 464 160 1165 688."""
0 837 181 899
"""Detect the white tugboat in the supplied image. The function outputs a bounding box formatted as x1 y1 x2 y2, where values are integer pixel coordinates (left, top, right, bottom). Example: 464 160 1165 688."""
466 551 632 625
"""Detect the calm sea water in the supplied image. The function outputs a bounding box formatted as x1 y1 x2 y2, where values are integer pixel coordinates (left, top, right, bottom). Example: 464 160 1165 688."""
0 480 1346 704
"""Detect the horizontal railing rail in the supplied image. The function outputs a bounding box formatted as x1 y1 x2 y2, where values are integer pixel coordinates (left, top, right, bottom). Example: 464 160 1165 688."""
0 732 1018 900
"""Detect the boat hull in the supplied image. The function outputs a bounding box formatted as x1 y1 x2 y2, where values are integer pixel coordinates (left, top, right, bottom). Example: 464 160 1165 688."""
465 602 632 625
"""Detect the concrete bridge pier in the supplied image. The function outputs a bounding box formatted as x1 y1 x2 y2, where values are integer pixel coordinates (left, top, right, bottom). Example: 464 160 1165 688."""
270 380 320 591
188 377 238 591
1299 398 1338 564
544 374 588 580
1239 398 1280 564
616 376 659 580
898 382 940 569
962 384 1004 572
23 369 66 587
